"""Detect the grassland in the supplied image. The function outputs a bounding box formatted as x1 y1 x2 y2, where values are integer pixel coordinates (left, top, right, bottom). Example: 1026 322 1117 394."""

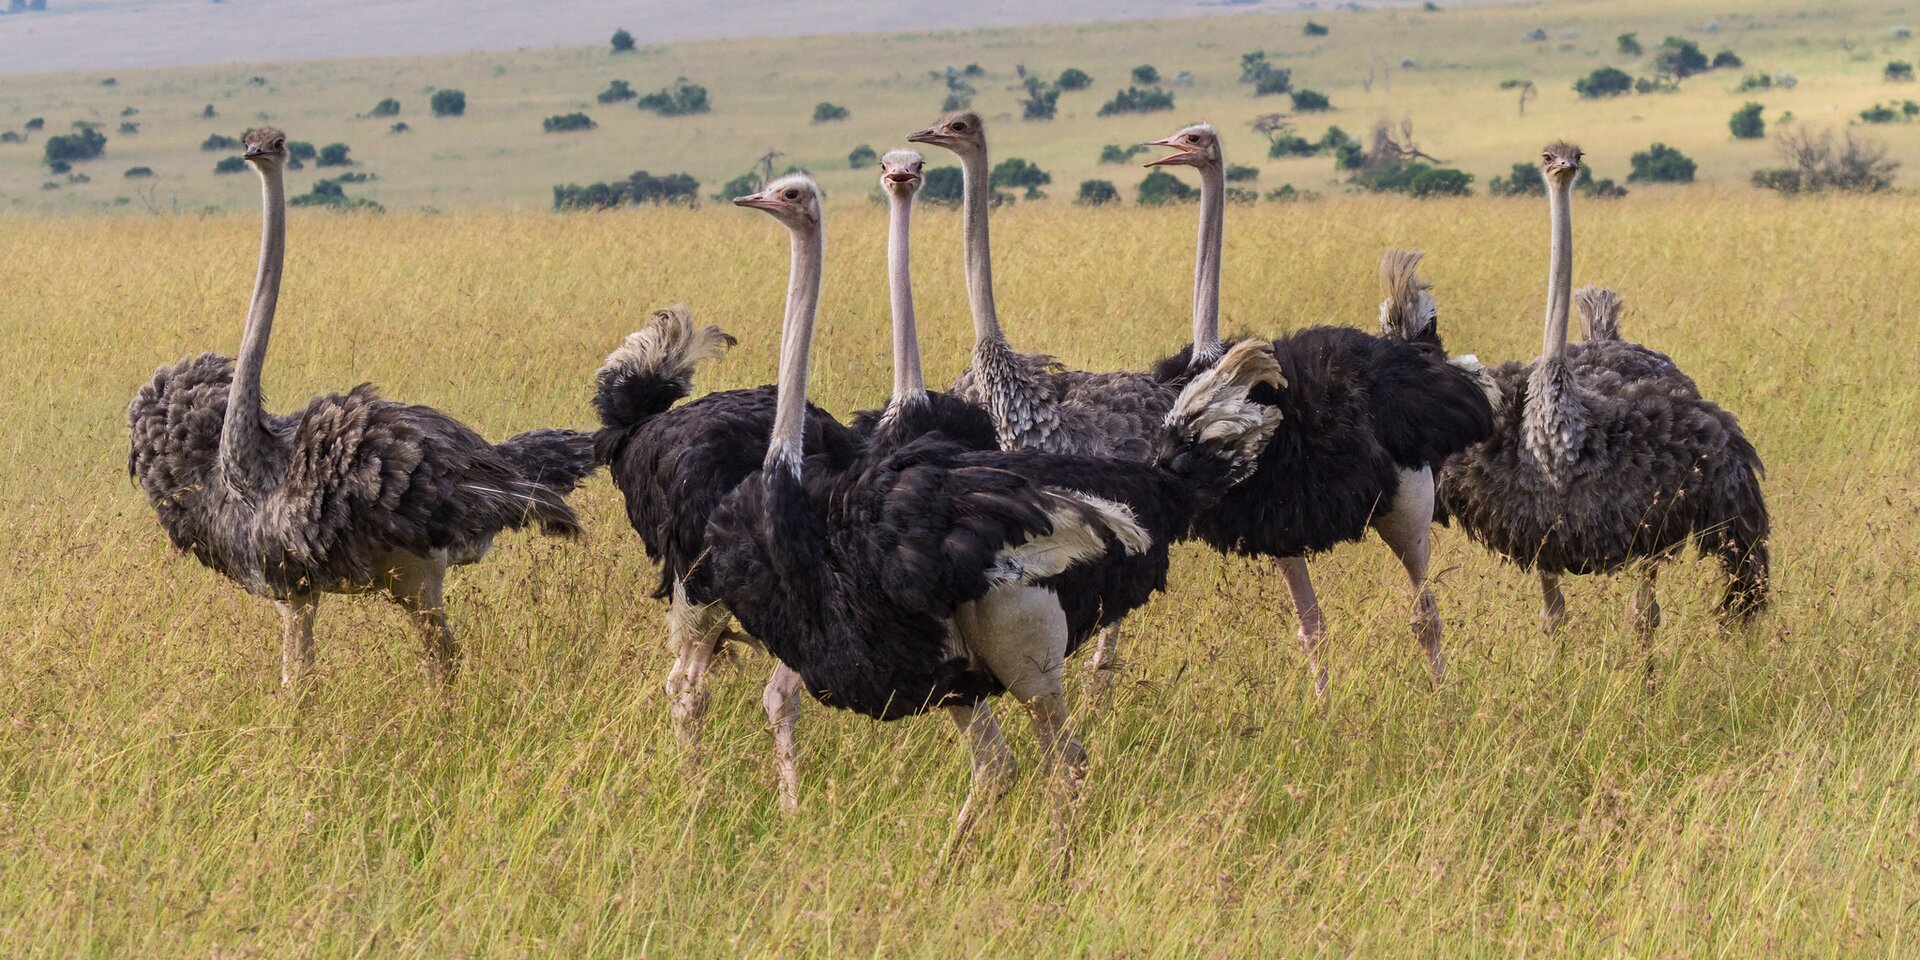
3 0 1920 214
2 186 1917 954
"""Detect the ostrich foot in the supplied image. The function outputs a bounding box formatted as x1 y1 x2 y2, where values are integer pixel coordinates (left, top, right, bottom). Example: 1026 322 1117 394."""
1083 623 1124 704
1540 572 1568 636
764 664 805 814
927 701 1018 883
1413 590 1444 686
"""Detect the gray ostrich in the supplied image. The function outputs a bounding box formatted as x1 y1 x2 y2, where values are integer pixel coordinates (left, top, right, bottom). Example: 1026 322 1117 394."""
1436 142 1769 650
127 127 595 687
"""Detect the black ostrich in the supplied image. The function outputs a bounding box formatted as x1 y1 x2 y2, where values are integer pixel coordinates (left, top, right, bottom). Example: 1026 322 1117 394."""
1143 123 1499 696
1436 142 1769 651
709 173 1284 856
126 127 595 689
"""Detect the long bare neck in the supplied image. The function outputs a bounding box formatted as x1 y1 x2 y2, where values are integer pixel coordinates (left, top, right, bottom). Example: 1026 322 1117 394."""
957 146 1003 345
887 188 926 406
219 162 287 494
1191 162 1226 363
766 220 824 477
1540 175 1575 365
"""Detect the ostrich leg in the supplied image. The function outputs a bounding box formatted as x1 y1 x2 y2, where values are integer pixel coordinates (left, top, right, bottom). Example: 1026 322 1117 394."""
932 699 1019 871
1631 565 1661 687
276 594 319 688
1084 623 1124 699
762 663 806 813
1540 572 1568 635
1371 467 1445 684
664 580 732 749
388 554 459 685
1279 557 1330 697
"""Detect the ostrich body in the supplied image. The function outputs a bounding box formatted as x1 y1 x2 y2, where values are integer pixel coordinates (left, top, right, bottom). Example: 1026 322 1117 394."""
708 174 1283 856
1435 142 1769 645
126 128 596 688
1142 124 1497 695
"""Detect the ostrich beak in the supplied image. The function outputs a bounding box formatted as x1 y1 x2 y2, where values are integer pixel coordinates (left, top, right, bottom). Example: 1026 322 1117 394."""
905 126 941 144
243 144 268 160
883 170 921 186
1143 136 1194 167
732 192 780 211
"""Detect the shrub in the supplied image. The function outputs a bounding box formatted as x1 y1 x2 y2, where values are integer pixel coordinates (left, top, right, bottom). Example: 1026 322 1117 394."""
1290 89 1332 111
47 161 70 174
940 92 971 112
1058 67 1092 91
0 132 20 143
1225 164 1260 182
1304 21 1329 36
1266 183 1320 201
1255 71 1294 97
118 121 138 135
1736 73 1773 92
991 157 1051 199
1859 102 1904 123
1334 141 1366 170
1240 51 1291 95
430 89 466 117
1751 127 1898 194
811 102 850 124
1888 61 1916 82
1131 64 1160 85
1635 75 1678 94
123 166 154 178
846 144 878 169
1136 169 1198 204
1352 161 1474 197
1268 135 1315 157
543 112 595 132
120 106 138 116
317 142 351 167
636 79 709 116
291 178 384 212
716 172 760 201
390 122 409 134
1729 102 1765 139
24 118 44 131
552 170 700 210
201 133 240 151
1654 37 1709 78
43 126 106 165
1617 32 1642 57
1627 142 1695 182
1017 79 1060 121
598 80 636 103
1094 144 1139 164
1487 162 1625 198
920 166 965 205
963 63 985 77
201 103 217 118
610 28 635 53
1098 87 1175 116
1524 27 1548 42
1075 179 1119 205
213 156 246 174
1574 66 1633 98
1712 50 1743 69
1226 187 1259 204
369 98 401 118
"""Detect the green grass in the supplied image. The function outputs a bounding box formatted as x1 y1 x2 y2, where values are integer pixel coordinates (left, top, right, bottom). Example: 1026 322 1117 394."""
3 0 1920 213
1 188 1917 954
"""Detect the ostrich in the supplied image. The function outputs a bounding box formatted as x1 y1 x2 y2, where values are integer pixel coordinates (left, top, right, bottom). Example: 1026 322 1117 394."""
126 127 596 688
1140 123 1498 696
1435 142 1769 650
711 174 1284 856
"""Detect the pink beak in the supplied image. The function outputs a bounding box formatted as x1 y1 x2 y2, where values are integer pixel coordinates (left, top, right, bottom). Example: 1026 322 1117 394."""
732 192 781 211
1143 136 1192 167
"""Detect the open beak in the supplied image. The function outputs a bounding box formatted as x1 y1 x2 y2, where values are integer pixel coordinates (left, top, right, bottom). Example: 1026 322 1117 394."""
1143 136 1192 167
732 192 779 211
884 171 921 186
905 126 939 144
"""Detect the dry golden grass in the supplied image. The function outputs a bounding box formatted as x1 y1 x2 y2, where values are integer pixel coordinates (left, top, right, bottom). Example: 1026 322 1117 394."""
2 192 1917 956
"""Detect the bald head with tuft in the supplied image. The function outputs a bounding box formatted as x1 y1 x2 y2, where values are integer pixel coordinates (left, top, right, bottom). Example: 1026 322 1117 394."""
907 110 986 157
1542 141 1583 184
1144 123 1222 169
879 149 925 196
242 127 289 168
733 173 822 230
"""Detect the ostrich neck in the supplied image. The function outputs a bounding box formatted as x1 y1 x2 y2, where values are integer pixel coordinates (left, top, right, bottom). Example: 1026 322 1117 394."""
1523 173 1587 488
887 188 926 406
766 220 824 477
957 147 1003 345
1540 175 1575 365
218 162 286 496
1190 162 1226 363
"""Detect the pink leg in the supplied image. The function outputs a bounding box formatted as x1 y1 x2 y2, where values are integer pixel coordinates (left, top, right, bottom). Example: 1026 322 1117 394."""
1280 556 1329 697
763 663 806 813
1371 467 1445 685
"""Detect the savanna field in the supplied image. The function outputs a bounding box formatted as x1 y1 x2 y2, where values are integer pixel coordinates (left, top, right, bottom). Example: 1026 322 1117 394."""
1 191 1917 956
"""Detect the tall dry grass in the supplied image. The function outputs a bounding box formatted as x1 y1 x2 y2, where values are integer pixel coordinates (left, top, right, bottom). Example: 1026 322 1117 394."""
1 194 1916 956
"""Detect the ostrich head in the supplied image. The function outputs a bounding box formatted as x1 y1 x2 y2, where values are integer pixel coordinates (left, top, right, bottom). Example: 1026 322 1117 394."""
879 148 925 197
733 173 822 230
241 126 289 170
906 110 985 159
1144 123 1222 169
1542 141 1582 185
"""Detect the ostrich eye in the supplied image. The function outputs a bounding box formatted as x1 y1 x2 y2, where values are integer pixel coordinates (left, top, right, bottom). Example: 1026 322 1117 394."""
272 138 285 149
783 189 799 200
1185 135 1199 143
951 121 968 132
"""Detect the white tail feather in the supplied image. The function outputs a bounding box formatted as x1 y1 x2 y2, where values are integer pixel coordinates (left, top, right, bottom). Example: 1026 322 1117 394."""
1378 248 1438 341
1448 354 1504 408
1165 339 1285 484
597 304 736 388
986 491 1150 586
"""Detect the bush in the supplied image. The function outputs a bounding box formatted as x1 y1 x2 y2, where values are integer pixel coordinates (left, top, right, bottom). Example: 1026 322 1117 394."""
118 121 138 135
201 133 239 151
963 63 985 77
1240 51 1291 95
47 161 70 174
636 79 709 116
1254 71 1294 97
214 155 248 173
1131 64 1160 85
991 157 1051 199
610 28 635 54
1018 79 1060 121
847 144 877 169
1266 183 1320 201
940 92 971 112
1075 179 1119 205
1268 135 1315 158
1736 73 1774 92
1574 66 1633 98
1058 67 1092 91
1712 50 1743 69
1888 61 1916 82
369 98 400 118
553 170 700 210
1729 102 1765 139
1751 127 1898 194
1858 102 1913 123
43 126 106 165
1635 75 1679 94
1487 162 1626 198
124 166 153 178
1304 21 1329 36
291 178 384 212
808 102 849 125
1655 37 1709 78
1 131 22 143
1627 142 1696 182
201 104 217 118
598 80 636 103
1290 89 1332 112
1136 169 1198 204
1100 143 1147 164
1225 164 1259 182
390 122 410 134
24 118 44 131
543 112 595 132
920 166 964 205
1617 32 1642 56
716 172 760 201
430 89 466 117
1353 161 1474 197
1098 87 1175 116
317 143 351 167
1524 27 1548 42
